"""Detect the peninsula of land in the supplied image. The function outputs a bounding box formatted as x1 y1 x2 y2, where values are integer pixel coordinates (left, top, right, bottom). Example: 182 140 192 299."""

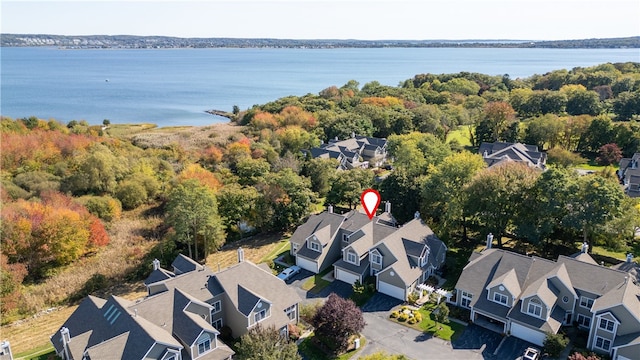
2 34 639 49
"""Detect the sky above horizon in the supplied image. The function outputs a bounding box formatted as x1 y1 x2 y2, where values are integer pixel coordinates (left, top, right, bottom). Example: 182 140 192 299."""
2 0 639 41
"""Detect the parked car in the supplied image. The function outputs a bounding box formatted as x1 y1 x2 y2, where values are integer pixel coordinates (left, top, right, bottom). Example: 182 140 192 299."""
523 347 540 360
277 265 301 281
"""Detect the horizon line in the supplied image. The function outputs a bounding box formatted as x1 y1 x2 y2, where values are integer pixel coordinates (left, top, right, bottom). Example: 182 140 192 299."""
3 33 640 42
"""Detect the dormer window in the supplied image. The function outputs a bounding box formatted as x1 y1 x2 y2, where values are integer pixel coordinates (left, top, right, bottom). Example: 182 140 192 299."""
309 241 320 252
493 292 508 305
599 318 615 332
527 298 543 318
579 296 594 309
197 335 212 356
343 233 349 243
371 252 382 266
347 251 357 264
420 255 428 266
254 309 267 323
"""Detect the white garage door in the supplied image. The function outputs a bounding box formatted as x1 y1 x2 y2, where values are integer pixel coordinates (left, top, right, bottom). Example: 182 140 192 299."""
378 281 405 300
296 256 317 273
335 268 359 285
510 322 546 346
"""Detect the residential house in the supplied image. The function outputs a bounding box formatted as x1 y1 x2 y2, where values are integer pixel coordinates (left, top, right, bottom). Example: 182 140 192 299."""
0 341 13 360
52 253 301 360
307 134 387 170
618 153 640 197
452 242 640 359
479 142 547 170
290 205 447 301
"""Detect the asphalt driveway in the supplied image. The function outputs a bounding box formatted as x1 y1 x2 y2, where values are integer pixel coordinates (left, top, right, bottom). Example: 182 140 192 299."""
290 275 536 359
452 324 539 360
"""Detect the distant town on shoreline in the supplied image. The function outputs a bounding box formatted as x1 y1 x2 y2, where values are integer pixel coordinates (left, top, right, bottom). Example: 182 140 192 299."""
2 34 639 49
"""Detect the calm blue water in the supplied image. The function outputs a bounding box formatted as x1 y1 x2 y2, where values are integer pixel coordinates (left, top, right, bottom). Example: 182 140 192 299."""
1 47 639 127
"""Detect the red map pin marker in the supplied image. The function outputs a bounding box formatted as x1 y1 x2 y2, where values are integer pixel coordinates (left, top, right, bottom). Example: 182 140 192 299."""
361 189 381 220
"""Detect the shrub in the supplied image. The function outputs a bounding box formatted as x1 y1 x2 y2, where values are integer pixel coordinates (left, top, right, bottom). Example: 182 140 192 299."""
568 352 602 360
414 312 422 322
407 292 419 305
300 300 322 324
80 195 122 221
407 317 417 324
543 332 569 358
398 313 409 322
390 311 400 318
116 179 148 210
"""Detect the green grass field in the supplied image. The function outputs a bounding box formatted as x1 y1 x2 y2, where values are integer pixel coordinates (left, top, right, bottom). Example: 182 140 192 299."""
446 126 473 147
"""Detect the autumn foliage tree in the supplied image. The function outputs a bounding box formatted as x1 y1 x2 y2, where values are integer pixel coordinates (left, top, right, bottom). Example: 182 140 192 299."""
312 293 365 353
1 191 109 280
596 143 623 165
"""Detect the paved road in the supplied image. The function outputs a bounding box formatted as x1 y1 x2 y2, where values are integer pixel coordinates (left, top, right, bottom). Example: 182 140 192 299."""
290 272 535 360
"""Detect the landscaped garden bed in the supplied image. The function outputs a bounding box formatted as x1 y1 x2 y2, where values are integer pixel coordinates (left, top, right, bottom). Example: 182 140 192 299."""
389 303 466 341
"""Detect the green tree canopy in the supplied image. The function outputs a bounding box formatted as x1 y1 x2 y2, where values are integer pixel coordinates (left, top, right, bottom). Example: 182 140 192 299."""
166 179 225 260
464 162 540 247
235 324 301 360
421 151 487 242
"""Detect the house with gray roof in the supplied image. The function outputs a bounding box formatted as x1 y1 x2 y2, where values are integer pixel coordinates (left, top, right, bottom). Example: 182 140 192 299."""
618 153 640 197
307 134 387 170
52 254 301 360
452 243 640 359
290 204 446 301
479 141 547 170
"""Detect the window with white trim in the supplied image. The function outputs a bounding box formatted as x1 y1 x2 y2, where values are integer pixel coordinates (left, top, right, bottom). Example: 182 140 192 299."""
461 291 473 309
527 298 542 318
577 313 591 328
579 296 594 309
599 318 615 332
212 300 221 314
347 251 357 264
309 241 320 252
284 304 297 320
371 252 382 266
594 336 611 351
493 292 508 305
198 337 211 355
254 309 267 323
212 318 223 330
420 255 428 266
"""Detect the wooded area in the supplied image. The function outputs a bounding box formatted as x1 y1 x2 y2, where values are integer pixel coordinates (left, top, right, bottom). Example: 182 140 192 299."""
1 61 639 324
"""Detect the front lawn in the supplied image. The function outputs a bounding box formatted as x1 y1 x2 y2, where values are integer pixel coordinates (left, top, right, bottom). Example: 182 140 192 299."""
390 303 465 342
301 268 333 294
298 333 365 360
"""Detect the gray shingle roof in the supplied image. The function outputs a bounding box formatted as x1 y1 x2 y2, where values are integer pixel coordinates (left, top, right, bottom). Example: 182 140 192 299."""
144 267 175 285
479 141 546 169
456 248 638 336
372 218 445 285
289 212 345 247
592 278 640 322
487 269 521 298
237 285 262 316
172 254 200 274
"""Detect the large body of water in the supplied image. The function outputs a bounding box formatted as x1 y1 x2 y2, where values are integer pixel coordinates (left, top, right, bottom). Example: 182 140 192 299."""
1 47 638 127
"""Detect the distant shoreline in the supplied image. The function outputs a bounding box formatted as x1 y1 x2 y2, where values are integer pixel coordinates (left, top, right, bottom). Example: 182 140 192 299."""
2 34 639 49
